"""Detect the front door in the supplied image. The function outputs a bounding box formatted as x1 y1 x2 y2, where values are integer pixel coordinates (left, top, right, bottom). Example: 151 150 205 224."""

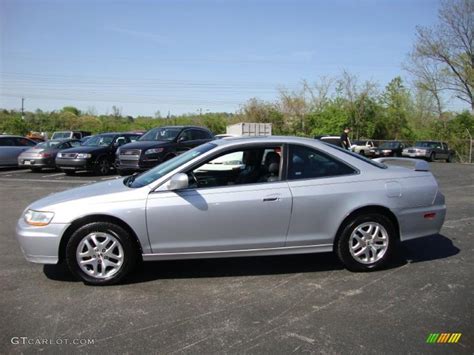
145 145 292 253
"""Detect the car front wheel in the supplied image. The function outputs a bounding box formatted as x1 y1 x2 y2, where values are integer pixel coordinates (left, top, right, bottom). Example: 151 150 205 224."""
336 213 397 271
65 222 138 285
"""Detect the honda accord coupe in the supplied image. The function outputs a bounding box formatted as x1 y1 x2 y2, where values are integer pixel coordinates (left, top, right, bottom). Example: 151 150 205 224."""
16 136 446 285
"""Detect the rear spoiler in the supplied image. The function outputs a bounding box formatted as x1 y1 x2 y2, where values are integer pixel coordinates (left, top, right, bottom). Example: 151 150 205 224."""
373 157 430 172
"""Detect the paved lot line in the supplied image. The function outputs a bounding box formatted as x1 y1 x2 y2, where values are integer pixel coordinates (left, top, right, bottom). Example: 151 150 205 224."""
0 169 29 175
0 177 97 184
42 172 65 178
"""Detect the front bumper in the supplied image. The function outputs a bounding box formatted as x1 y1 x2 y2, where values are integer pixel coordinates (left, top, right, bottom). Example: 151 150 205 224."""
116 157 162 172
15 218 70 264
56 158 93 171
402 151 430 159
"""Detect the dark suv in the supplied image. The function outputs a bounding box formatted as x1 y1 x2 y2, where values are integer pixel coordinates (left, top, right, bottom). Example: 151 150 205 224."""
56 133 142 175
116 126 214 175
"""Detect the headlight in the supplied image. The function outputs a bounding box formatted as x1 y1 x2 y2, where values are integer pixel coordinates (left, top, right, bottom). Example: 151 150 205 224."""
382 150 392 153
145 148 164 155
24 210 55 226
76 153 92 159
57 153 63 158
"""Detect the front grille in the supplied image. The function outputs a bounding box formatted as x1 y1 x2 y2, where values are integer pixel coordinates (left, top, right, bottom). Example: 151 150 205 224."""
408 149 415 153
119 149 141 161
122 149 141 156
62 153 78 159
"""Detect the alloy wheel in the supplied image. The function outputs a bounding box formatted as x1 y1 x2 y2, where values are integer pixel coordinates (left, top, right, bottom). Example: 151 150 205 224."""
349 222 389 265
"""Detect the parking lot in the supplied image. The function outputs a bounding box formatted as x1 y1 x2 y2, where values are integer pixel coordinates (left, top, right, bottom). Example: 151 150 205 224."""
0 163 472 354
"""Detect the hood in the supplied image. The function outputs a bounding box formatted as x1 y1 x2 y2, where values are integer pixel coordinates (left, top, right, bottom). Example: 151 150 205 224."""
119 140 170 150
60 145 110 154
28 178 132 211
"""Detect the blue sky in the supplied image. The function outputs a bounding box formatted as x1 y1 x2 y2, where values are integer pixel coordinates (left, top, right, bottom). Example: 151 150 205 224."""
0 0 446 116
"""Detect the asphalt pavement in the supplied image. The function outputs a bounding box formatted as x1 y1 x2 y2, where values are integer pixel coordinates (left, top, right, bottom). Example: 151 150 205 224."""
0 163 472 354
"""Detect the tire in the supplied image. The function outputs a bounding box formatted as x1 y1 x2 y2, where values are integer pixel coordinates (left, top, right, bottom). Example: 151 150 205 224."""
30 167 42 172
94 158 111 176
65 222 138 285
163 154 176 162
429 152 436 162
64 170 75 176
336 213 397 272
360 150 365 156
446 154 452 163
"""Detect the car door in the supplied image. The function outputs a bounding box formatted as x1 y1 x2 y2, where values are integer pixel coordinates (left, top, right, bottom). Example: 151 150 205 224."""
285 144 358 247
0 137 18 165
145 145 292 253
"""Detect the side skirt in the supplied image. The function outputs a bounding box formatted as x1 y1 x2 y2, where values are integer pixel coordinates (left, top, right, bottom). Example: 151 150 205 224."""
142 244 333 261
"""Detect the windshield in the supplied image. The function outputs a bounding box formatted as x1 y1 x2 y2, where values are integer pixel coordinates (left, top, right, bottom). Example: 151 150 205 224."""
51 132 70 139
36 141 62 148
323 142 387 169
415 141 438 148
140 127 182 141
379 142 399 149
128 143 216 188
83 135 115 146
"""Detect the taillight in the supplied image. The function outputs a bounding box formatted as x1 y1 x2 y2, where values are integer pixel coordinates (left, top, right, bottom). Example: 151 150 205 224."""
40 152 52 158
424 212 436 220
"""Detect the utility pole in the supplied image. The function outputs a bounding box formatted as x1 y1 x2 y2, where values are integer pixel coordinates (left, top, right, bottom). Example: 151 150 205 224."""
21 97 25 120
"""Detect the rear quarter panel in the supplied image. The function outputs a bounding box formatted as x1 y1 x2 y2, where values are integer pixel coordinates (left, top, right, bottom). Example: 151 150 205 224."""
285 167 441 246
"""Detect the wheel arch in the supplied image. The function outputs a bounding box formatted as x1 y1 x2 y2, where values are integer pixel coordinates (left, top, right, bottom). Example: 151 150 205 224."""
58 214 143 263
333 205 400 247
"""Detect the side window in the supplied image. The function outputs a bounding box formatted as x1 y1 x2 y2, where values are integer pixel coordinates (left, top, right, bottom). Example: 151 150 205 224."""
72 132 81 139
0 138 15 146
288 145 356 180
70 140 81 147
129 135 141 142
58 142 70 149
178 130 193 142
194 130 212 140
15 138 36 146
189 146 282 188
115 136 127 146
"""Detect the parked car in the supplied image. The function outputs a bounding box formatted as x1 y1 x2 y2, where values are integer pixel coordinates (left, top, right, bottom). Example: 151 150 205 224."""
16 136 446 285
115 126 214 176
314 135 342 147
0 135 37 166
18 139 81 171
402 141 455 162
51 131 91 140
368 141 406 158
56 133 141 175
350 140 375 156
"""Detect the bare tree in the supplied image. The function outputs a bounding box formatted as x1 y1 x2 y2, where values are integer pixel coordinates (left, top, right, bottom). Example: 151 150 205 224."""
411 0 474 110
336 71 377 139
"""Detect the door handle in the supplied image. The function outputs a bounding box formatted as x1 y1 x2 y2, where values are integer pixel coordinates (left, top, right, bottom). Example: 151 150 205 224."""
263 197 280 202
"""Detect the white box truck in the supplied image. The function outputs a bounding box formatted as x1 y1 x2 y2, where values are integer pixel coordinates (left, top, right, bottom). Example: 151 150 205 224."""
226 123 272 136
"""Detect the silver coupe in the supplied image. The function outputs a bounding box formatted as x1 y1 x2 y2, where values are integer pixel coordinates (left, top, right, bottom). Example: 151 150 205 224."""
16 136 446 285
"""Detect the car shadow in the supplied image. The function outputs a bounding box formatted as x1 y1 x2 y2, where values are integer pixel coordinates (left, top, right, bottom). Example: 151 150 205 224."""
43 234 460 285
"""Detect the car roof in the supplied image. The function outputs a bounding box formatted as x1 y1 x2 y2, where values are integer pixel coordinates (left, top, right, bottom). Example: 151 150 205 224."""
150 125 211 130
212 135 326 147
0 135 26 138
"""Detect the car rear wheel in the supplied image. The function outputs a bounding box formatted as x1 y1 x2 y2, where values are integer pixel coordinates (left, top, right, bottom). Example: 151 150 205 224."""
446 154 453 163
429 152 436 162
65 222 138 285
336 213 397 271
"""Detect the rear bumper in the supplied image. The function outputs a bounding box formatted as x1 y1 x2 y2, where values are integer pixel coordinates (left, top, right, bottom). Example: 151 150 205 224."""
18 157 55 168
15 219 69 264
395 193 446 241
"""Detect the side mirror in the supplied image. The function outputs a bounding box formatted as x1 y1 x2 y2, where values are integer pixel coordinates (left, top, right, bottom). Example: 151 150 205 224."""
168 173 189 191
177 136 186 143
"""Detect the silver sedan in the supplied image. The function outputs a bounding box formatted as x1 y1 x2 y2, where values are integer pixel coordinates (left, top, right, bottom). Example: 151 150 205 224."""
16 136 446 285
